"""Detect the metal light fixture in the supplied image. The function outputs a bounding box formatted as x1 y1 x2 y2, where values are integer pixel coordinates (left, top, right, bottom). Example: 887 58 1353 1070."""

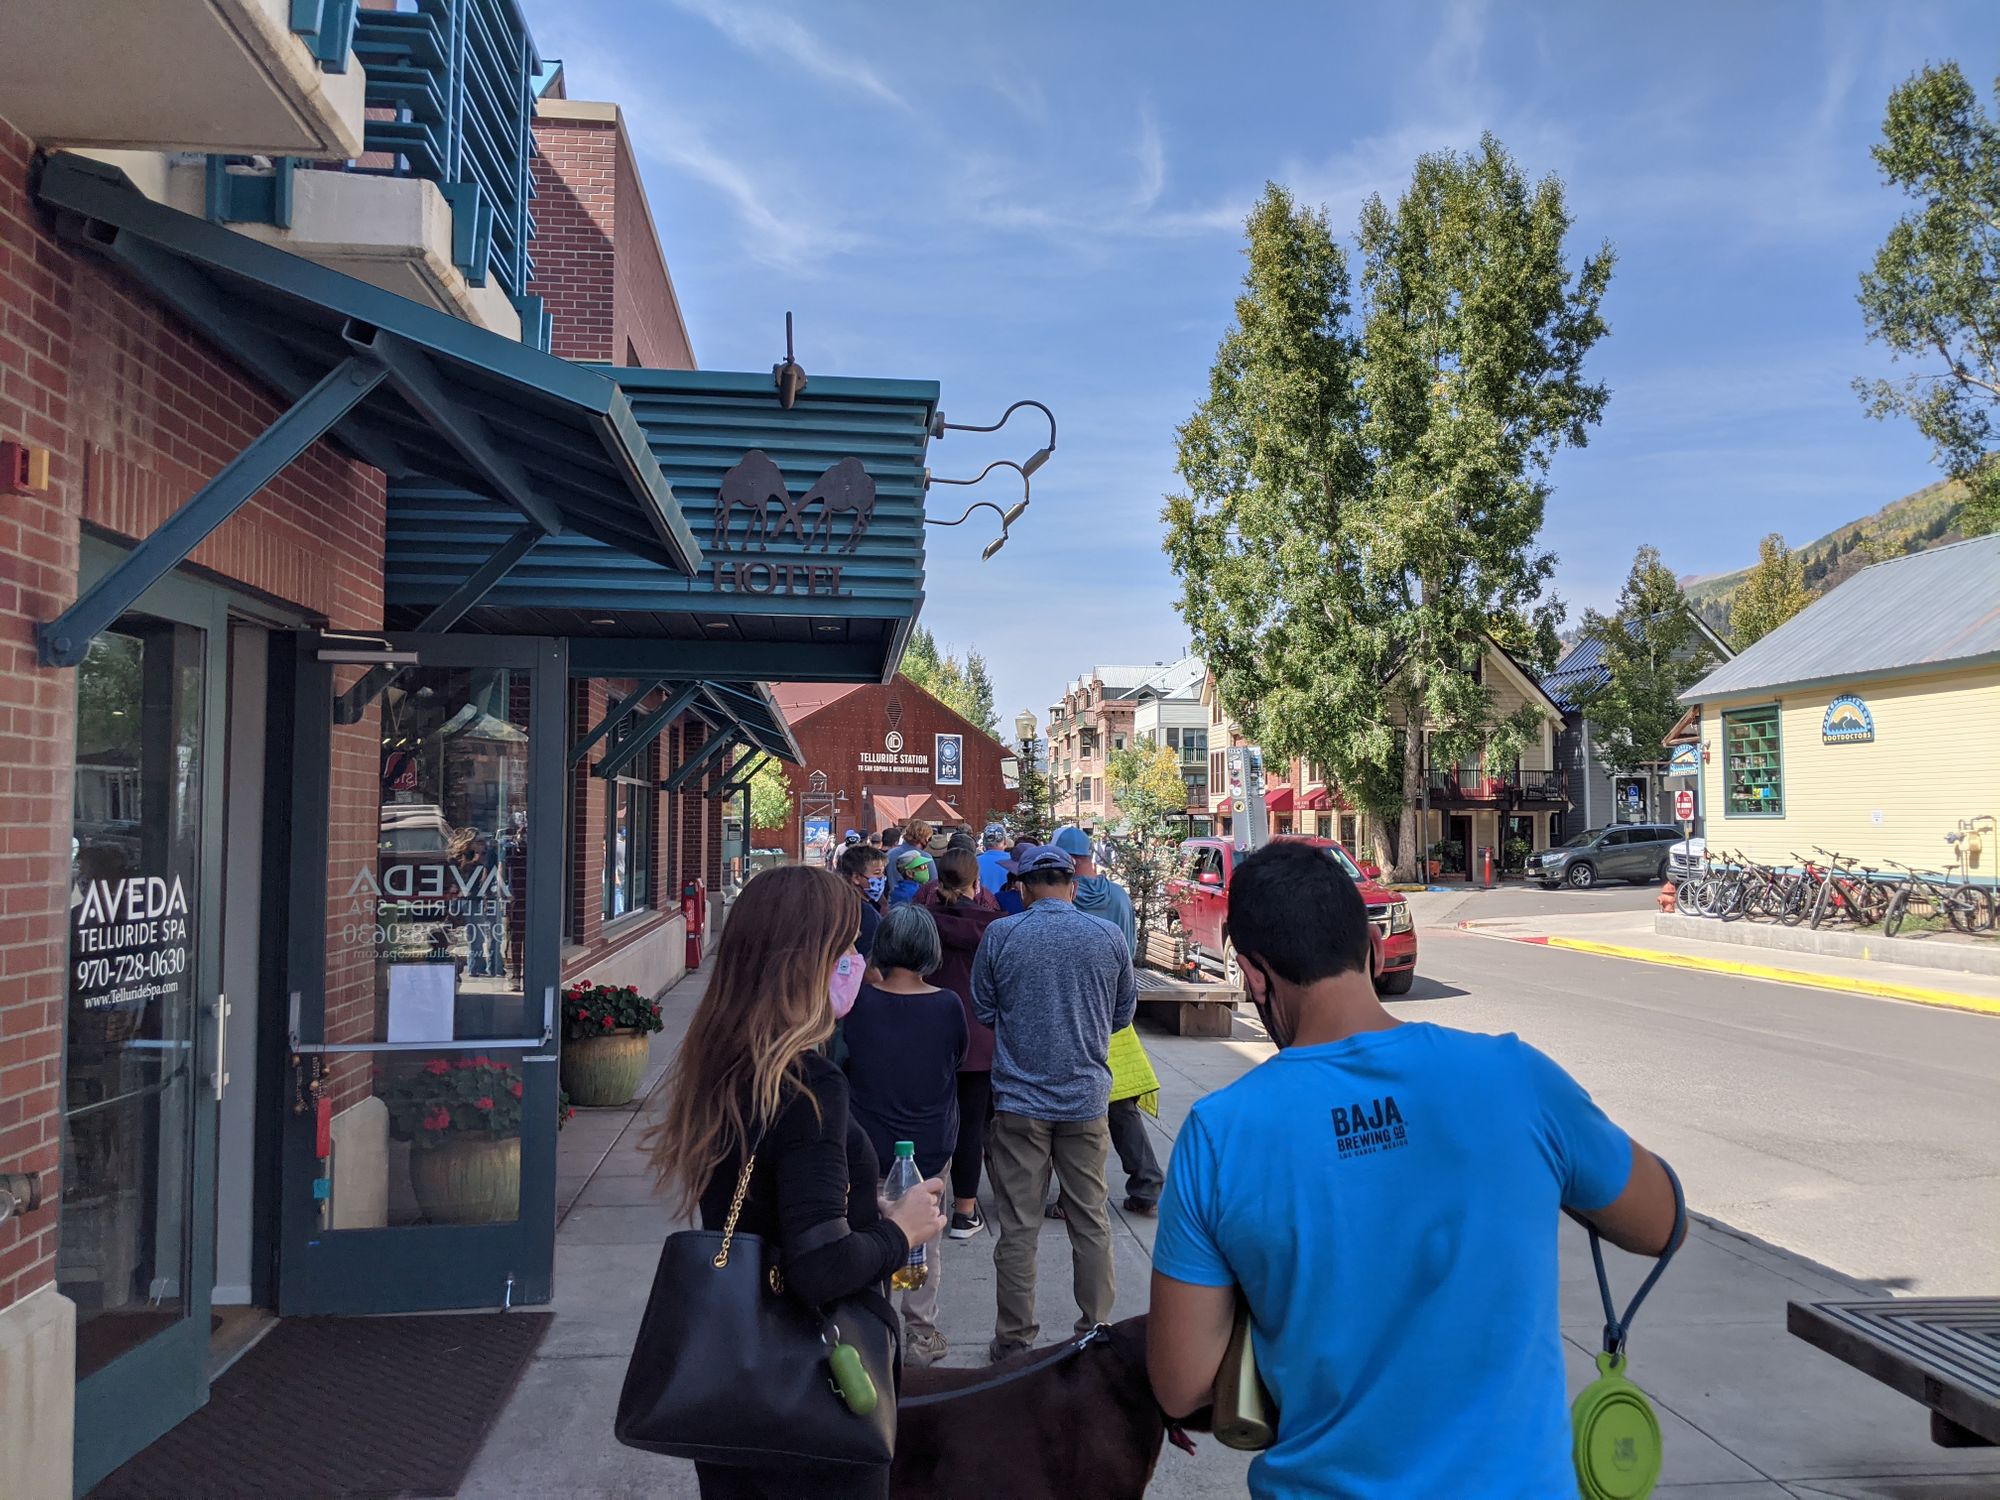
925 459 1033 562
929 399 1056 480
773 311 807 409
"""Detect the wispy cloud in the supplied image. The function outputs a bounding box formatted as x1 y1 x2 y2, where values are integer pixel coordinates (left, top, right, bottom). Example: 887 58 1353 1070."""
550 27 865 273
663 0 909 112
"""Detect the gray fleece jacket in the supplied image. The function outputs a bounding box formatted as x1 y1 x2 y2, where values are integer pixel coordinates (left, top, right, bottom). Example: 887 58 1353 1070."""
971 898 1138 1121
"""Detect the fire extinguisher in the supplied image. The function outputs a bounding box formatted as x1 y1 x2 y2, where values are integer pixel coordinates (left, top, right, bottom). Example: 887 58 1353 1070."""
682 879 706 970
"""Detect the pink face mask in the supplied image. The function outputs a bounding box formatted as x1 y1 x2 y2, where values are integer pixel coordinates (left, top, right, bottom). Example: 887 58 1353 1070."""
829 953 864 1019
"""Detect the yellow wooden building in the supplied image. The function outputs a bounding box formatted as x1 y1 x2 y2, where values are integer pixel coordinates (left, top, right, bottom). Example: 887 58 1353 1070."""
1681 534 2000 885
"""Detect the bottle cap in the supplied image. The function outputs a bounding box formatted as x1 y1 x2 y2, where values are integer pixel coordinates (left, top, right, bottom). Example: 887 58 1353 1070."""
894 1141 915 1157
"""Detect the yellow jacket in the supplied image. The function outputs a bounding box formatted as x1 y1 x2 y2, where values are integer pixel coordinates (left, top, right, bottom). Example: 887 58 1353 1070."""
1107 1025 1160 1117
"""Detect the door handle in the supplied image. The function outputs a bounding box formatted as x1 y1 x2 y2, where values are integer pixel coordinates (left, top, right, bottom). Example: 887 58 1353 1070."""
210 992 230 1101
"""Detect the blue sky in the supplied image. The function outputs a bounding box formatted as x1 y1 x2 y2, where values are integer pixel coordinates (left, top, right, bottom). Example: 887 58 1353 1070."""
534 0 2000 727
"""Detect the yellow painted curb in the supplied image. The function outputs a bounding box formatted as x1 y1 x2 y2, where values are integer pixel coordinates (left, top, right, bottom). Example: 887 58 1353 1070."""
1543 936 2000 1017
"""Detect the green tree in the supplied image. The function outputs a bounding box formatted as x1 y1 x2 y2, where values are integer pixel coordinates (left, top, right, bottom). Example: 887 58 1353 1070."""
1857 61 2000 536
1575 546 1716 775
1163 141 1611 880
1730 533 1813 647
747 760 792 831
898 625 996 732
1105 742 1191 940
961 649 999 734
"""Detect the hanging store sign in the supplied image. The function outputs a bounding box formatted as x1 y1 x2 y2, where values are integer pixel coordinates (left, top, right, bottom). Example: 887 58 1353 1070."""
936 734 963 786
70 874 192 1011
1822 694 1875 744
1666 744 1699 778
705 450 872 598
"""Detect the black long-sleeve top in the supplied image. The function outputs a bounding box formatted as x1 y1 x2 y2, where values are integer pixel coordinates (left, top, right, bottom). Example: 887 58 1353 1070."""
698 1053 908 1307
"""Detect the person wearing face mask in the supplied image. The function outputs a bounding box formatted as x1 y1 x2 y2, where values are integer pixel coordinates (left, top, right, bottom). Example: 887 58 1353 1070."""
887 845 933 907
1147 841 1683 1500
839 906 967 1366
837 842 890 961
644 866 945 1500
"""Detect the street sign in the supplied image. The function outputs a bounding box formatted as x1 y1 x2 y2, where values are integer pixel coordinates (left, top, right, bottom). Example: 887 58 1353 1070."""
1674 788 1695 822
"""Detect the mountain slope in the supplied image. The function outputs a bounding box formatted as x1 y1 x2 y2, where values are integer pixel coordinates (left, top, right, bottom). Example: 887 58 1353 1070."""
1681 477 1970 638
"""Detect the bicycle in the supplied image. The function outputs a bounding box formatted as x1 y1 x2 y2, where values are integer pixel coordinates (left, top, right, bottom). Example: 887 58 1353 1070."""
1879 858 1986 938
1808 847 1890 930
1676 847 1722 917
1944 817 1997 934
1782 853 1828 928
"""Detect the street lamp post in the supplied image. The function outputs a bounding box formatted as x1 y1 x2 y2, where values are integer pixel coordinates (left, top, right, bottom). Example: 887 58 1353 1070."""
1014 709 1041 837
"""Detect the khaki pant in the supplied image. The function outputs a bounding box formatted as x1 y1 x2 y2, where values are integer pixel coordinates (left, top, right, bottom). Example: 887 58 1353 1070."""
987 1112 1114 1348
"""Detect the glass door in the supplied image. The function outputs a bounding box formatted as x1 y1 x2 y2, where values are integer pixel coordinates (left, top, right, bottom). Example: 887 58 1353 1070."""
279 635 563 1314
63 572 229 1494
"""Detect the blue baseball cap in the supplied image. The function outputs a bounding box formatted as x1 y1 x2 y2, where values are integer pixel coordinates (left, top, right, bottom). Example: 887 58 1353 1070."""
1007 844 1075 877
1053 827 1093 857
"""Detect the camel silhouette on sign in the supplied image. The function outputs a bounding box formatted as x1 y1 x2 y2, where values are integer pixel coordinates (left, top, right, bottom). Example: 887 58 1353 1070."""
801 457 877 554
712 450 790 552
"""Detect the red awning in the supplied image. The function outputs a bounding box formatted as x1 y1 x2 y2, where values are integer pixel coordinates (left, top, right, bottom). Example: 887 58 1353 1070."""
867 792 958 832
1300 786 1331 811
1265 785 1295 813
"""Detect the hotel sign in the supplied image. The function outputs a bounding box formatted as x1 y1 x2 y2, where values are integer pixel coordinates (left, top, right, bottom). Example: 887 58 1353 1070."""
706 450 873 598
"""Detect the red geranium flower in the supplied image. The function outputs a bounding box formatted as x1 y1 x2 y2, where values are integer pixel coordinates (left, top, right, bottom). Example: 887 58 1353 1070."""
509 1080 524 1098
422 1059 451 1077
422 1105 451 1131
476 1096 494 1111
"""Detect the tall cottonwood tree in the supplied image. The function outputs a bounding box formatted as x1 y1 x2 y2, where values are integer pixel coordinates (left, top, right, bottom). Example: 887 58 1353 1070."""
1576 546 1716 775
1857 61 2000 536
1730 533 1813 647
1164 139 1612 878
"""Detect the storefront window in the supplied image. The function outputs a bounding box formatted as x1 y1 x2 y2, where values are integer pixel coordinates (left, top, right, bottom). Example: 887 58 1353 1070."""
61 621 205 1377
1724 707 1784 817
605 775 654 919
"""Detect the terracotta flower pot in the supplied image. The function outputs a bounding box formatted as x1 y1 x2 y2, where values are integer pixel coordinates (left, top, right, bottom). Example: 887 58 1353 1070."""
561 1028 650 1107
409 1134 520 1225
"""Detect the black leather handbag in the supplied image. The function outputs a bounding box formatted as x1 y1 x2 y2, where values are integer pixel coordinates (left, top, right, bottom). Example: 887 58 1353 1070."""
614 1154 900 1472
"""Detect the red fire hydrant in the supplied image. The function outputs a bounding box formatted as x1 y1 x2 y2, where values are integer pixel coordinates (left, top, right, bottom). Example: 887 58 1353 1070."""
1657 881 1678 915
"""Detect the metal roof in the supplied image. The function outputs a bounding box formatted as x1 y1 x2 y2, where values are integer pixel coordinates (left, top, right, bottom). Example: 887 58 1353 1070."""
769 683 870 725
1684 534 2000 700
35 152 697 572
697 680 803 764
1541 634 1612 712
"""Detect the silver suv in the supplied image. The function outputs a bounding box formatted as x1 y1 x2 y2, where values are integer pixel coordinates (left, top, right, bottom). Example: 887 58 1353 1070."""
1525 825 1683 889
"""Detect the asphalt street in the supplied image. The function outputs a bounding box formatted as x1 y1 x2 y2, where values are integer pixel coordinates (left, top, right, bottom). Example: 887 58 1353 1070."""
1402 916 2000 1295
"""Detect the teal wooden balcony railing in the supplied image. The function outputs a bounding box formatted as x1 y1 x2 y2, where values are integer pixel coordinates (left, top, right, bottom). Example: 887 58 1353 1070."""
213 0 549 349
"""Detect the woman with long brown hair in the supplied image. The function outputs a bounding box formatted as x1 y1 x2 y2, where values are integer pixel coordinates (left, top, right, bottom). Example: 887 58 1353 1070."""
644 865 945 1500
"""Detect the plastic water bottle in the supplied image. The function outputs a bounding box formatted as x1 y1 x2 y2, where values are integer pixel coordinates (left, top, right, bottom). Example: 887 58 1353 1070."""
884 1141 928 1291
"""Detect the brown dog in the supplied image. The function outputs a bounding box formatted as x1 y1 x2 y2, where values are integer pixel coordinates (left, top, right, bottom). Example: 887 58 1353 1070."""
891 1316 1175 1499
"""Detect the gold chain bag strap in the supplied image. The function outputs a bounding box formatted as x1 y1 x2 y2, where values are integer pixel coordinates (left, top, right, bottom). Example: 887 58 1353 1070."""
614 1147 899 1471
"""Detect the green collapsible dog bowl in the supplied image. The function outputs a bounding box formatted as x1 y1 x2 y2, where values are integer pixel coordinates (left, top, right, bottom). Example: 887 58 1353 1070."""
1571 1351 1662 1500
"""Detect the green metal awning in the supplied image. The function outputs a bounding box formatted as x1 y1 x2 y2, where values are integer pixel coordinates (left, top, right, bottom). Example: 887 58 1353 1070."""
385 369 938 683
32 153 699 665
575 677 802 776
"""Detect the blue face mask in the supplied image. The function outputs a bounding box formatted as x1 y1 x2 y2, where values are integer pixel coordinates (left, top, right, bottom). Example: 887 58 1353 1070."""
864 875 887 901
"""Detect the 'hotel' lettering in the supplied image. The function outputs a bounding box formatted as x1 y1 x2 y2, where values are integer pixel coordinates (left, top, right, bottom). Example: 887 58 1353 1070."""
711 560 848 597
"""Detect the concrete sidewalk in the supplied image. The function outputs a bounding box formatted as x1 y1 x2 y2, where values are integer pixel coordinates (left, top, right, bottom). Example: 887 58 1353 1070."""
459 969 2000 1498
1455 905 2000 1016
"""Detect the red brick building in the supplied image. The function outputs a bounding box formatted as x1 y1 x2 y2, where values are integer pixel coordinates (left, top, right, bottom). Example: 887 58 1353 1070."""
0 19 945 1493
771 678 1013 861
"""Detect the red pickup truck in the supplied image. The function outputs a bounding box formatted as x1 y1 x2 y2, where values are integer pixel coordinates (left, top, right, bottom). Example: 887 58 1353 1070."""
1167 836 1418 995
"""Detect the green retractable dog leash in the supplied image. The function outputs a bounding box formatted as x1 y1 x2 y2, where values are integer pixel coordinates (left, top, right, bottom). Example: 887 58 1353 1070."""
1572 1160 1686 1500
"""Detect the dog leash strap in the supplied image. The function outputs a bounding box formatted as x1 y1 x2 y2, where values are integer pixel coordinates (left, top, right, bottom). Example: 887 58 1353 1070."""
1591 1158 1685 1360
898 1324 1110 1409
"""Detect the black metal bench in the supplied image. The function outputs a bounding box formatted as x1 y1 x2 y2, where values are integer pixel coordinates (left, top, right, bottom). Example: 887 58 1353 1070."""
1788 1298 2000 1447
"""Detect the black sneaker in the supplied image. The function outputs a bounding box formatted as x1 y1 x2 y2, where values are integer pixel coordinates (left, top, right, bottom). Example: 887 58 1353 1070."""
947 1206 984 1239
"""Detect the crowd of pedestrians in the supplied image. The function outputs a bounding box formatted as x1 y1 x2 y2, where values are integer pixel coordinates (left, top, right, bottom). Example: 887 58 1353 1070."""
647 815 1683 1499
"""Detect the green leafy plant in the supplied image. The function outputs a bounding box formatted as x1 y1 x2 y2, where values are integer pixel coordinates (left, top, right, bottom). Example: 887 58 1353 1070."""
562 980 663 1041
382 1055 524 1150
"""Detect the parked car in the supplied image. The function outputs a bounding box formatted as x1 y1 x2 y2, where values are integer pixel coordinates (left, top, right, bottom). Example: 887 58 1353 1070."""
1167 836 1418 995
1668 836 1706 883
1525 824 1683 889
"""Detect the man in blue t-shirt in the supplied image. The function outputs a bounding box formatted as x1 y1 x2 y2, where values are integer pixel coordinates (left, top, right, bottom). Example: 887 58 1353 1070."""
1148 841 1682 1499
